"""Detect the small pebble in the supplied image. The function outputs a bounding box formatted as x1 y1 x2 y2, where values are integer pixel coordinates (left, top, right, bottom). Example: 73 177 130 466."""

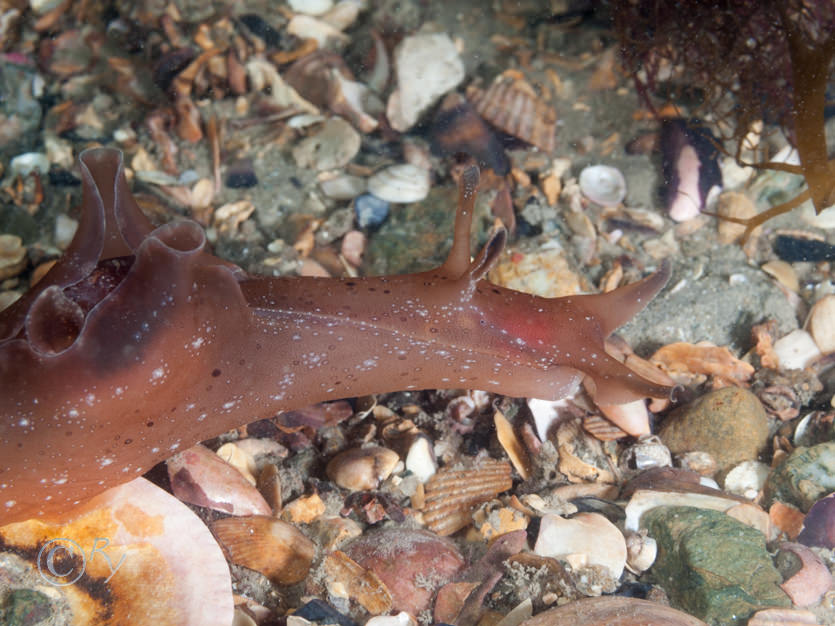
354 193 390 228
658 387 769 473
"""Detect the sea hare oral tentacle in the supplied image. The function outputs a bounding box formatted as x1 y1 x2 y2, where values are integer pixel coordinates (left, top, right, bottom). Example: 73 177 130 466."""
0 148 670 524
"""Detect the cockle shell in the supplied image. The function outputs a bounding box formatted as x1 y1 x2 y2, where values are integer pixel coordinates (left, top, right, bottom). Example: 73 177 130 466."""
422 459 512 535
210 515 315 585
367 164 430 203
579 165 627 206
326 445 400 491
466 75 557 152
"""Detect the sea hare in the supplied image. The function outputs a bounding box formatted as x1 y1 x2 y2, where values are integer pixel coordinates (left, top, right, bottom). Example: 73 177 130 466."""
0 148 670 524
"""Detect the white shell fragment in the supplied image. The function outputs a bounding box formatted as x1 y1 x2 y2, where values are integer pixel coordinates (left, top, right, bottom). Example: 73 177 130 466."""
578 164 627 206
293 117 361 171
288 0 333 15
387 32 465 132
807 294 835 354
10 152 49 177
534 512 627 579
625 488 747 531
367 164 430 203
723 460 770 500
404 434 436 483
773 329 822 370
320 173 367 199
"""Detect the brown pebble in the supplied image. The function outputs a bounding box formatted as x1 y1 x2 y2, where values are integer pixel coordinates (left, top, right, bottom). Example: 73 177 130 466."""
658 387 769 473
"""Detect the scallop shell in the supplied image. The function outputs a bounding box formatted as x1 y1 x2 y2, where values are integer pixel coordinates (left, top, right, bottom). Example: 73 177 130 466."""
422 459 512 535
210 515 315 585
467 76 556 152
367 164 430 203
579 164 627 206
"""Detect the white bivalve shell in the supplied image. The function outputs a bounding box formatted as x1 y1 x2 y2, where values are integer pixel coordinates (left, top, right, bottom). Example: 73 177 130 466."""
579 164 627 206
367 164 430 203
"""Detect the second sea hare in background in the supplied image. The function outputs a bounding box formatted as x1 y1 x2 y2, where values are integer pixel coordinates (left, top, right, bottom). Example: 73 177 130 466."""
613 0 835 234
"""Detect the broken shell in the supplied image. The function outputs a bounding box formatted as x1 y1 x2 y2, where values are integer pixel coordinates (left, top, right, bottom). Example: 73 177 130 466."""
367 164 430 203
533 512 627 579
777 542 834 607
167 444 272 516
650 341 754 384
0 234 27 280
341 229 366 267
323 550 393 615
762 259 799 293
282 493 326 524
387 32 465 132
467 74 557 152
598 399 651 438
747 608 820 625
723 460 770 500
620 435 672 471
773 329 822 370
345 528 465 615
329 71 381 133
578 165 627 206
807 295 835 354
556 418 616 484
287 15 348 48
422 459 513 536
495 409 532 480
210 515 315 585
216 441 257 484
10 151 49 177
518 596 708 625
257 462 282 513
320 173 366 200
293 117 361 171
624 530 657 574
326 445 400 491
430 93 510 175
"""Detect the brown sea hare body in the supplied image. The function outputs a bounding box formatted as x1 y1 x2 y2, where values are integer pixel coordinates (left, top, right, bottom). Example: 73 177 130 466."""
0 148 670 524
